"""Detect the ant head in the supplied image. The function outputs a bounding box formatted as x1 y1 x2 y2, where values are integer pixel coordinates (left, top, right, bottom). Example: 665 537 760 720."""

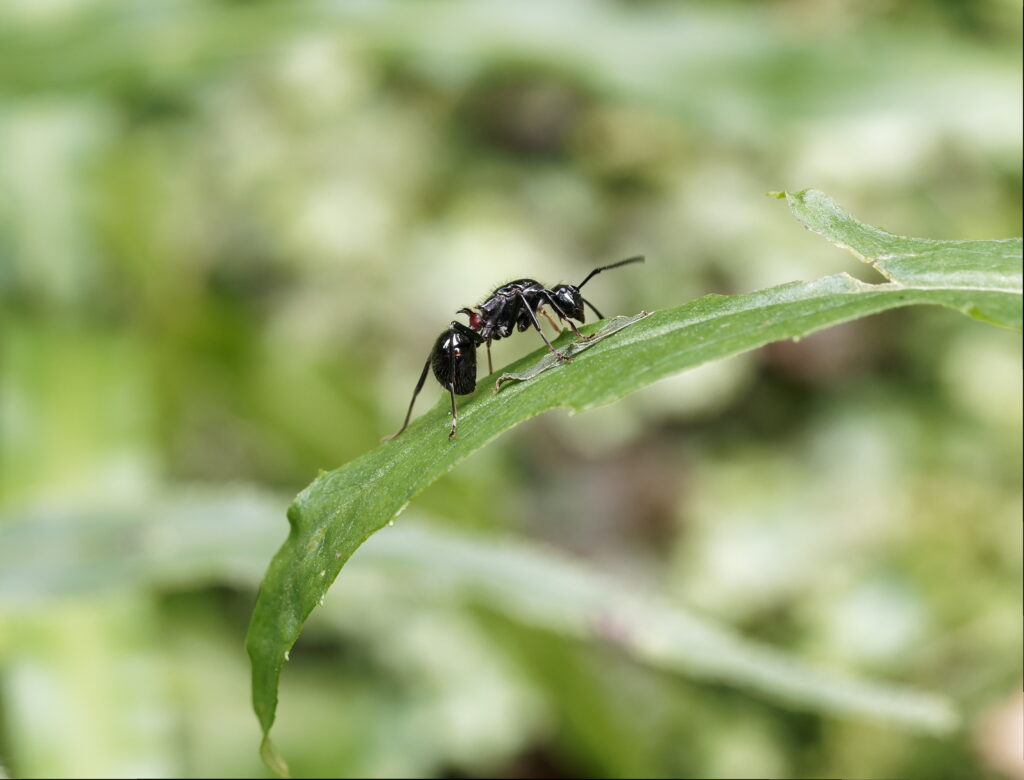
457 307 483 331
550 284 585 322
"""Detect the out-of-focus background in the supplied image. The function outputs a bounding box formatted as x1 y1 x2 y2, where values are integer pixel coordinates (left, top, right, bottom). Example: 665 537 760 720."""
1 1 1021 777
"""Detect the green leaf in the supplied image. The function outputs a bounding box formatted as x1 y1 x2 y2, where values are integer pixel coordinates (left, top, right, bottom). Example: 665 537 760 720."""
777 189 1022 330
247 190 1022 772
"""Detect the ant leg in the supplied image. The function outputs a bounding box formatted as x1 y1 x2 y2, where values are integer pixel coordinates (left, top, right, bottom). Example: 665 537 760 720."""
382 357 431 441
447 384 458 439
582 297 604 320
563 318 588 340
486 339 493 375
542 291 590 341
517 293 572 361
539 308 563 334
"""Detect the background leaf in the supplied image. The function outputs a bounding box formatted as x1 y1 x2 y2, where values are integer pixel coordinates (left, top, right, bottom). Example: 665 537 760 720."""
0 494 957 736
246 190 1023 769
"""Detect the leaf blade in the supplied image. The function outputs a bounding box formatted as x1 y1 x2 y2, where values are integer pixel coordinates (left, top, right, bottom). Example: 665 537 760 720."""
247 191 1023 769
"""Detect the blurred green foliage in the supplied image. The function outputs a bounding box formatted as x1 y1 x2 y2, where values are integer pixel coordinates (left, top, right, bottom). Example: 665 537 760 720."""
0 1 1021 778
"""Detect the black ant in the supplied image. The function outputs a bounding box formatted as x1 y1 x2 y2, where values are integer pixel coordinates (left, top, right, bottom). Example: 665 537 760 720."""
383 256 643 441
460 256 644 374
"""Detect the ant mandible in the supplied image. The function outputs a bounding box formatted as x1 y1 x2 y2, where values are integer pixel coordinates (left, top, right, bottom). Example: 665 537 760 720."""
383 256 644 441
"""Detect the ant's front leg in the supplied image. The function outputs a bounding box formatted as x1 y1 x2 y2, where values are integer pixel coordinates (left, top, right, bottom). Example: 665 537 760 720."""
563 317 591 341
543 291 593 341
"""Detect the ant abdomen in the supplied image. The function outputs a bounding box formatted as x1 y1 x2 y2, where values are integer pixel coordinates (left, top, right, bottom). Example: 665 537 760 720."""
431 324 478 395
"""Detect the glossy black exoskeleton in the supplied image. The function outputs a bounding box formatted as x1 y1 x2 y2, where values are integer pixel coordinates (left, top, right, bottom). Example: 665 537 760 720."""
384 256 643 441
383 320 483 441
459 256 644 373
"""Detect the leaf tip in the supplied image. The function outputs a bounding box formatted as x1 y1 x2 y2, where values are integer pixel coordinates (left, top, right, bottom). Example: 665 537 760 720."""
767 188 818 203
260 735 291 778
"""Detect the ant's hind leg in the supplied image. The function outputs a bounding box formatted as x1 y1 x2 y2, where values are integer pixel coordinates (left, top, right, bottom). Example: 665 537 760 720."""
382 357 431 441
447 385 459 440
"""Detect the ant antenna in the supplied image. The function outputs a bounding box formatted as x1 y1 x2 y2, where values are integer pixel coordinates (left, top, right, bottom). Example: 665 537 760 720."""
577 256 644 289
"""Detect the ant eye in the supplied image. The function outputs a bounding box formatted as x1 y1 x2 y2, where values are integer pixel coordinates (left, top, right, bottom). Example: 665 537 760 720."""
469 312 482 330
